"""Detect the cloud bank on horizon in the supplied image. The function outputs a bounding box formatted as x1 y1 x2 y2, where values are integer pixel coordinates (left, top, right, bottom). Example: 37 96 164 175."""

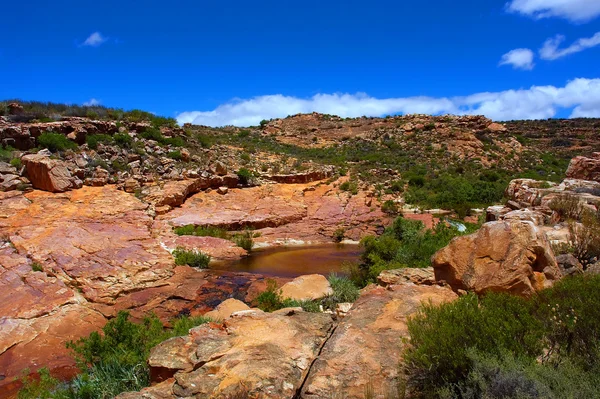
176 78 600 127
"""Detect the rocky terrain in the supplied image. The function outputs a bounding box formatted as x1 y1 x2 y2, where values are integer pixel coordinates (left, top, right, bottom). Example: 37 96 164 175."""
1 101 600 398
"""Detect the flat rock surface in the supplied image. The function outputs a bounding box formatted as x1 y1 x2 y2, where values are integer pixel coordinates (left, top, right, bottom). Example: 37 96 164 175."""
122 309 334 399
300 283 458 399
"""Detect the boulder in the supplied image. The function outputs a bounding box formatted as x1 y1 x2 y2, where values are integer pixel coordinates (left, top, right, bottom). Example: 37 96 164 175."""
203 298 250 321
300 283 458 399
432 220 562 296
565 154 600 182
132 309 334 398
377 267 436 287
21 154 74 192
280 274 333 301
556 254 584 276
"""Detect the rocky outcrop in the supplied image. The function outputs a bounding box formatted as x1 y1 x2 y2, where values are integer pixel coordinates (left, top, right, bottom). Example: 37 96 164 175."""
300 283 458 399
377 267 436 287
160 181 390 243
122 309 334 398
280 274 333 301
21 154 76 192
266 169 333 184
565 153 600 182
432 220 562 296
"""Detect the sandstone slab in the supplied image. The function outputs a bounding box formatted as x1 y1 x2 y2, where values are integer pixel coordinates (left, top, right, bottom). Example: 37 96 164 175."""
203 298 251 321
300 284 458 399
280 274 333 301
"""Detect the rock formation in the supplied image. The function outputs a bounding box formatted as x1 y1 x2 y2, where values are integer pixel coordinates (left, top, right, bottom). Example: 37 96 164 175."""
432 220 562 296
565 153 600 182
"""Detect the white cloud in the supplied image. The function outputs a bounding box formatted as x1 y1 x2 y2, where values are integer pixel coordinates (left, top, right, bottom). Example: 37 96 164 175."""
499 48 535 70
83 98 101 106
82 32 107 47
540 32 600 60
506 0 600 23
176 78 600 126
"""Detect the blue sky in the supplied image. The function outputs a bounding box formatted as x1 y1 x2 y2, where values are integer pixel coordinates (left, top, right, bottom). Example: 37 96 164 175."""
1 0 599 126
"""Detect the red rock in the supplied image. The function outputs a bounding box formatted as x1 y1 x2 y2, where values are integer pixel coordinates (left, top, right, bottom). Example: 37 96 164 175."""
566 155 600 182
432 220 562 296
300 283 457 399
21 154 74 192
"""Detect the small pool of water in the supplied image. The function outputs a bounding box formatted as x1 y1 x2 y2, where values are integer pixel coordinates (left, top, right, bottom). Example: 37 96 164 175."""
211 244 362 278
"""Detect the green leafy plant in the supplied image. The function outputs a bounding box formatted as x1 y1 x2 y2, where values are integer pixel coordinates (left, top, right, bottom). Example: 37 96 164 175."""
232 230 254 252
237 168 253 185
86 134 113 150
37 132 77 152
172 247 211 268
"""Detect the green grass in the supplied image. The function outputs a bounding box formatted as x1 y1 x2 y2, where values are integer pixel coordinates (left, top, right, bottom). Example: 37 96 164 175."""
172 247 211 268
232 230 254 252
174 225 229 239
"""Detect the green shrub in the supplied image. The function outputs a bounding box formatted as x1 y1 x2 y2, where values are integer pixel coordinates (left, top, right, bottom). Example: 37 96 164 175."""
196 133 214 148
405 275 600 398
37 132 77 152
237 168 253 185
354 216 463 286
256 279 285 312
322 274 359 310
339 180 359 195
232 230 254 252
381 200 400 215
174 225 229 239
172 247 211 268
113 133 133 148
0 146 16 162
405 293 543 394
333 228 345 242
10 157 22 169
167 150 182 160
31 262 43 272
18 367 67 399
86 134 113 150
140 127 164 142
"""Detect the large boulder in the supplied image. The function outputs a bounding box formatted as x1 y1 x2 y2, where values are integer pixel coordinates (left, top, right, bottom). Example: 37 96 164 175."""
300 283 458 399
203 298 250 321
21 154 74 192
377 267 436 287
432 220 562 296
565 153 600 182
123 309 334 398
280 274 333 301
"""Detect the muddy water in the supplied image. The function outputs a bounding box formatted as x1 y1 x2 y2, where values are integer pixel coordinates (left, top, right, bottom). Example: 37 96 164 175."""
211 244 362 278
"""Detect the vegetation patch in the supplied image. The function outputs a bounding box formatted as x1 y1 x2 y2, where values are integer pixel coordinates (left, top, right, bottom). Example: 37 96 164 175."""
37 132 77 152
351 216 472 286
172 247 211 268
404 274 600 398
18 311 210 399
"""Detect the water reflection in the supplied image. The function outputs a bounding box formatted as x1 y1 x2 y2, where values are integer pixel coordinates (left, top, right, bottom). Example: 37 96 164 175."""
211 244 362 278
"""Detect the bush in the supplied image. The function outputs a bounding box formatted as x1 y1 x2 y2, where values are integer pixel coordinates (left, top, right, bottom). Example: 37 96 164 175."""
549 194 584 221
322 274 359 310
405 275 600 398
333 228 345 243
37 132 77 152
10 157 22 169
86 134 113 150
354 216 464 286
381 200 400 215
172 247 211 268
113 133 132 148
167 150 182 160
31 262 43 272
405 293 544 394
339 180 359 195
256 279 321 313
567 212 600 269
237 168 253 185
232 230 254 252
